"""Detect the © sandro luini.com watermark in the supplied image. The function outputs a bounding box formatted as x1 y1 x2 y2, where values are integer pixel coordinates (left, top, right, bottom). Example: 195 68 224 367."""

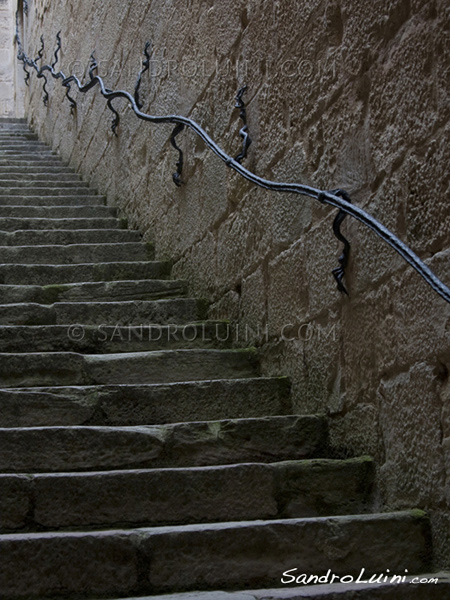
281 568 439 586
66 322 337 344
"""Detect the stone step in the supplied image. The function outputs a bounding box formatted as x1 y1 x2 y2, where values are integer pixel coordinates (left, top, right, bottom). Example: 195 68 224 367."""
0 179 88 188
0 511 431 598
0 137 47 142
0 124 28 132
0 172 82 181
0 297 203 326
0 278 184 304
0 296 204 326
0 187 98 197
0 117 27 123
0 204 115 218
0 260 171 285
0 457 374 533
95 574 450 599
0 143 52 151
0 189 97 200
0 216 125 231
0 348 258 388
0 415 325 472
0 129 30 134
0 154 59 162
0 125 30 132
0 130 34 136
0 165 74 174
0 195 105 207
0 130 30 136
0 378 291 427
0 133 39 140
0 228 141 245
0 321 233 354
0 149 56 156
0 242 154 264
0 160 69 167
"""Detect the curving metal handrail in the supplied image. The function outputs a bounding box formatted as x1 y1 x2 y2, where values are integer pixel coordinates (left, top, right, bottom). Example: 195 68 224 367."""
14 20 450 304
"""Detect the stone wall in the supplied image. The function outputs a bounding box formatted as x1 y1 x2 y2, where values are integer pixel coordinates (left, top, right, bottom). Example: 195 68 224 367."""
23 0 450 564
0 0 24 116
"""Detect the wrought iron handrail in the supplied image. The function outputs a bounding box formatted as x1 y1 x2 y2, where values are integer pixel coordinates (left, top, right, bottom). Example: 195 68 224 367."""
14 21 450 304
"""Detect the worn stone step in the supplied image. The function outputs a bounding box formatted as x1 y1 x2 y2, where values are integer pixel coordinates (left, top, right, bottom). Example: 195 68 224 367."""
0 117 27 123
0 216 125 231
0 511 431 598
0 297 204 327
0 260 171 284
0 415 325 472
0 160 68 168
0 321 232 354
0 165 74 174
0 188 98 200
95 574 450 599
0 278 183 304
0 150 57 157
0 242 153 264
0 172 82 182
0 179 88 188
0 155 60 163
0 133 39 140
0 195 105 207
0 125 30 132
0 156 63 162
0 348 258 388
0 228 141 245
0 187 96 197
0 150 58 156
0 130 30 136
0 321 233 354
0 137 47 142
0 378 291 427
0 457 374 533
0 143 52 152
0 204 115 218
0 125 29 133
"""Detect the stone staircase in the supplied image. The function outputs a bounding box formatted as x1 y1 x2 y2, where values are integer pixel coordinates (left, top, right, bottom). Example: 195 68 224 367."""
0 117 448 600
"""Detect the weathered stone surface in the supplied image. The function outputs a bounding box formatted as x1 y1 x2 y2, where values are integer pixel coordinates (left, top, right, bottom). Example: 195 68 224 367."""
0 415 323 472
0 348 258 387
0 298 202 326
0 474 31 530
0 458 373 532
0 172 81 181
0 178 89 188
0 165 74 174
0 321 232 353
274 457 374 518
0 228 141 246
0 186 94 197
0 216 124 231
0 242 154 264
0 159 63 167
0 377 292 427
0 512 431 598
0 259 171 285
0 195 103 206
0 204 115 218
0 530 139 598
0 279 185 304
142 512 430 593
